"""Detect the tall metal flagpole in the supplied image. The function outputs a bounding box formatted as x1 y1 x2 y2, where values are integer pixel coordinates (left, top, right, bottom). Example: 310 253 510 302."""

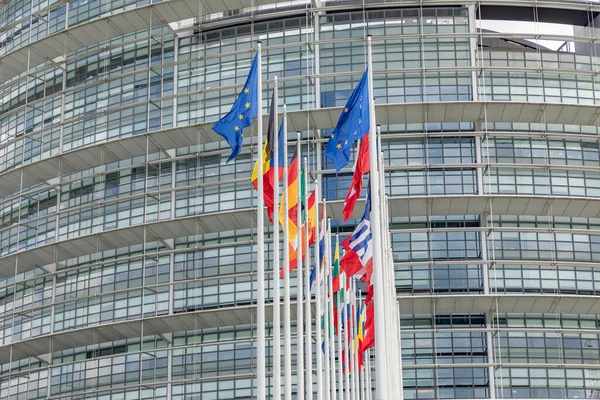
350 279 357 400
366 349 373 400
283 105 293 400
315 165 324 400
327 216 336 400
377 125 402 396
352 281 360 400
322 201 331 400
336 236 344 400
376 127 393 397
297 131 305 400
256 40 266 400
344 275 350 400
304 156 313 400
366 34 388 400
273 76 281 400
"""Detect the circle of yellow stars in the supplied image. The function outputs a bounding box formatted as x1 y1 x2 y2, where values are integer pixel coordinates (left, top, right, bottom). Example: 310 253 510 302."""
234 88 252 132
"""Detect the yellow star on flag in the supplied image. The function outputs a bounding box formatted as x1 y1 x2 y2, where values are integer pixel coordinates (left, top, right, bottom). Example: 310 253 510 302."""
244 88 249 94
344 140 348 145
245 102 250 108
344 108 349 113
336 143 342 149
234 126 239 131
239 114 244 120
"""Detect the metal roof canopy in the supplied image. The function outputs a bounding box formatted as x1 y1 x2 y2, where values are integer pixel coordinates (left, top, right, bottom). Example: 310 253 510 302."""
4 100 600 199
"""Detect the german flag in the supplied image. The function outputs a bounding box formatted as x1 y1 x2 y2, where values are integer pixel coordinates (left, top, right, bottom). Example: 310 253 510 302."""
251 90 284 222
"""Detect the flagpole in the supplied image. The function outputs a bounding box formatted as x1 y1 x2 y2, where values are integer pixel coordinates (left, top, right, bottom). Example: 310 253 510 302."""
377 125 402 396
336 236 344 400
359 291 366 400
273 76 282 400
327 217 336 400
344 277 350 400
304 156 313 400
256 40 266 400
297 131 305 400
283 105 293 400
352 281 359 400
349 279 356 400
322 201 331 400
365 35 388 400
376 126 392 397
366 349 372 400
315 166 324 400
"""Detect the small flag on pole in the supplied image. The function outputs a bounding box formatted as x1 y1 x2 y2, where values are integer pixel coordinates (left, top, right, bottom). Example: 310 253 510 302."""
212 54 259 162
251 90 284 222
342 135 370 221
341 188 373 283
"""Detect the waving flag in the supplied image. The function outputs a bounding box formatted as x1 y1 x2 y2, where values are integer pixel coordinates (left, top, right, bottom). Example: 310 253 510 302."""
342 135 370 221
341 188 373 283
212 54 259 162
324 69 370 172
251 90 285 222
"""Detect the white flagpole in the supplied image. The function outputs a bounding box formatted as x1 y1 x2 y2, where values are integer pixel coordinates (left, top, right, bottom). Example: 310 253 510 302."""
359 292 366 400
272 76 282 400
365 35 388 400
351 280 358 400
377 125 402 395
366 349 372 400
322 202 331 400
283 105 293 400
256 40 266 400
336 236 344 400
344 276 350 400
315 188 324 400
376 127 393 397
297 131 305 400
304 156 313 400
327 217 336 400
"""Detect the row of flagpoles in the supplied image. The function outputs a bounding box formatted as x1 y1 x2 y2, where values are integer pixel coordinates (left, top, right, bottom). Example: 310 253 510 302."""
212 36 402 399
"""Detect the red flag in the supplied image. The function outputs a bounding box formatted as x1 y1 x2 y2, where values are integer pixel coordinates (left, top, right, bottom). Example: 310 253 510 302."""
365 301 374 329
342 135 370 222
365 282 374 305
360 325 375 352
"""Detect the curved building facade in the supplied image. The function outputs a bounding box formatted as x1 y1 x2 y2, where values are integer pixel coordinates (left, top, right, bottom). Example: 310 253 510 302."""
1 0 600 399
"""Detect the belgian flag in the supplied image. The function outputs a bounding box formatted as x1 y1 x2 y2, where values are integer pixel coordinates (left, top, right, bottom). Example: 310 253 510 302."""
251 90 284 222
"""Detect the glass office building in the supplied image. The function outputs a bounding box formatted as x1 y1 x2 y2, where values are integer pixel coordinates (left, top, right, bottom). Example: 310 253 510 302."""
1 0 600 398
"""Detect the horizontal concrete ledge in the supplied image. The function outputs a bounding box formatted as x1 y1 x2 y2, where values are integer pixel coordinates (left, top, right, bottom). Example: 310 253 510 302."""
0 302 303 365
327 194 600 221
398 293 600 316
0 208 258 278
3 0 600 83
4 193 600 278
2 293 598 365
1 0 208 83
4 100 600 198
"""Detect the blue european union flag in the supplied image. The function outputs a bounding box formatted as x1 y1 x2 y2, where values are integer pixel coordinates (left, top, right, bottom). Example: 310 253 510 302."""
324 68 370 172
213 53 259 162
